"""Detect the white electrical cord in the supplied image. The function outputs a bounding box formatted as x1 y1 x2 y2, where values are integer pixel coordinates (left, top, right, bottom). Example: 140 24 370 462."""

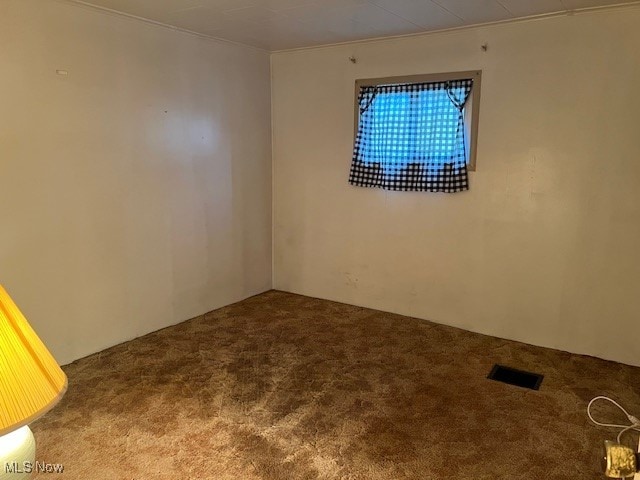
587 396 640 444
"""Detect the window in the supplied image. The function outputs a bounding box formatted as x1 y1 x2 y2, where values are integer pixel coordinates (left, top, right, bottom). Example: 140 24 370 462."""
349 70 481 193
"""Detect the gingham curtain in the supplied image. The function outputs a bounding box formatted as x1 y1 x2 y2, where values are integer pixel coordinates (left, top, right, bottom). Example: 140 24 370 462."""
349 79 473 192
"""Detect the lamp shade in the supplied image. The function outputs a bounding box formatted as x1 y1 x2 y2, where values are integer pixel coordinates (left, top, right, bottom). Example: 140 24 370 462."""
0 285 67 437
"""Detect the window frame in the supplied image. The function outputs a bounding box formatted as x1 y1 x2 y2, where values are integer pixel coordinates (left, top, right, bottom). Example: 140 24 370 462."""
353 70 482 172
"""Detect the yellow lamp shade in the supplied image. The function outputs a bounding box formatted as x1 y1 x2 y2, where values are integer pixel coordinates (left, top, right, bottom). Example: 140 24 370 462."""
0 285 67 437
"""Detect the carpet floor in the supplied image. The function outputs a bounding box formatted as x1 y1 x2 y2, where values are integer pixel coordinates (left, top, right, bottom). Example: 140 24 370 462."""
32 291 640 479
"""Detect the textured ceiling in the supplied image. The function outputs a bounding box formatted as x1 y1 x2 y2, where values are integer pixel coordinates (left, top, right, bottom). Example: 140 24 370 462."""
74 0 640 50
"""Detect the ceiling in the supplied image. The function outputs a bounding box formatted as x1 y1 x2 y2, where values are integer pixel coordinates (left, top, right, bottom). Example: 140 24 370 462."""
74 0 640 51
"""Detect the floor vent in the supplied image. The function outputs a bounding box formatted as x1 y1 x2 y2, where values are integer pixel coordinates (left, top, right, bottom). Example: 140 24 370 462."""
488 364 543 390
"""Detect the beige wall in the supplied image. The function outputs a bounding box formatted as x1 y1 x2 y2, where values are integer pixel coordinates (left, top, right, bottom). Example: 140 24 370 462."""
0 0 272 365
272 7 640 366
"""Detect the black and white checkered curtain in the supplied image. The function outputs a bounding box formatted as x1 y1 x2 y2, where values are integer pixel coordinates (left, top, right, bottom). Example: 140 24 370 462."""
349 79 473 192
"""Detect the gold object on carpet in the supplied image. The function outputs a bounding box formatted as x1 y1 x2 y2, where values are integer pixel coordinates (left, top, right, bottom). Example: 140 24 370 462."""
604 440 638 478
32 291 640 479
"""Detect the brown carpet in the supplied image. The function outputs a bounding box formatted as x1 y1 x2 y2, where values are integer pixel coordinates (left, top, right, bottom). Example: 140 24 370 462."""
32 291 640 479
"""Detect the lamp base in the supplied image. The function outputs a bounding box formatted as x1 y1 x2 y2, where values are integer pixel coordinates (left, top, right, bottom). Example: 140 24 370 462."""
0 427 36 479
